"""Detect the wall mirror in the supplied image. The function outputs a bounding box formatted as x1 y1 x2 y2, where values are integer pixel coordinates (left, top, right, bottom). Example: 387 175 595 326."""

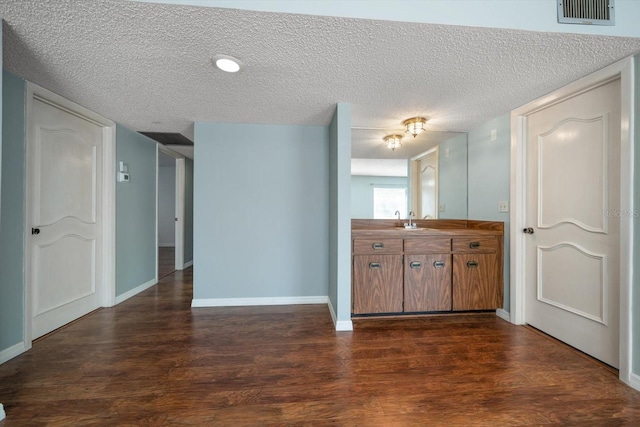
351 128 468 220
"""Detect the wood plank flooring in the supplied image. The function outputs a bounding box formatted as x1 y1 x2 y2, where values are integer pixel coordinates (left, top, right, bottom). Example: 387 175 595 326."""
158 246 175 279
1 268 640 426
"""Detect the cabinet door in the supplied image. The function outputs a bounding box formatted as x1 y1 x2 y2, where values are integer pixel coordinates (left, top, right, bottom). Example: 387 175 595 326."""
404 254 452 312
353 255 403 314
452 254 500 310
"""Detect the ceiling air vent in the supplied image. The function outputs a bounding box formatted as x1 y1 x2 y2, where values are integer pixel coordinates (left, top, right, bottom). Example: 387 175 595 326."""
558 0 614 25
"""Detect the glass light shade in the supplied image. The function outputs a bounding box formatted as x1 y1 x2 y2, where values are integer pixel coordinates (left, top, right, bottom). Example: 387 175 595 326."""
383 134 403 151
403 117 427 137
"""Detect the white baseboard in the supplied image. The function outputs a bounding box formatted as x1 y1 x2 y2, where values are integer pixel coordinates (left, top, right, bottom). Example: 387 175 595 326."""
0 342 28 365
191 295 328 308
181 260 193 269
630 373 640 392
335 319 354 331
115 278 157 305
327 300 353 331
496 308 511 323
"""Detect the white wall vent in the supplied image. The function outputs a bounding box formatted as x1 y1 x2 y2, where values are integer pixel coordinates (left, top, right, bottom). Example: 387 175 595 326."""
558 0 614 26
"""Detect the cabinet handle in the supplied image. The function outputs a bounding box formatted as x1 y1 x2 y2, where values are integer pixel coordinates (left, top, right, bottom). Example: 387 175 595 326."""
410 261 422 269
369 262 381 269
433 261 445 268
469 242 480 249
372 242 384 249
467 261 479 268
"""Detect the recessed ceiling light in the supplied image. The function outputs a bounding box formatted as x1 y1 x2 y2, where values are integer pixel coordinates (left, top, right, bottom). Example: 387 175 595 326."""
213 54 243 73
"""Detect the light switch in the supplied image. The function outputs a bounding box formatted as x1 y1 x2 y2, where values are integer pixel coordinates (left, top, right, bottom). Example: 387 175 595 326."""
439 203 446 212
491 129 497 141
498 200 509 213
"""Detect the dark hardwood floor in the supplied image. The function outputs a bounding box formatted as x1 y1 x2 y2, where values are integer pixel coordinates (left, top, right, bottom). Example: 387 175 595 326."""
1 268 640 426
158 246 175 279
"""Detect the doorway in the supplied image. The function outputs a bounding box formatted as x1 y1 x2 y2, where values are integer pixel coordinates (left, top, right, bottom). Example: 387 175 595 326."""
510 58 634 382
410 148 439 219
157 146 185 279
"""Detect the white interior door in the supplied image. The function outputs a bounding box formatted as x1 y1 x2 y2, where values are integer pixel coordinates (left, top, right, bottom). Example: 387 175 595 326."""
28 97 104 339
524 78 620 367
418 151 437 219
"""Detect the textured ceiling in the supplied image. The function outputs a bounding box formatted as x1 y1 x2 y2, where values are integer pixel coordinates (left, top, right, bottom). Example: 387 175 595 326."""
2 0 640 159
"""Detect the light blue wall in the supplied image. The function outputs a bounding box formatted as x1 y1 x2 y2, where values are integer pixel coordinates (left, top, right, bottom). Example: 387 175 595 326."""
141 0 640 37
328 103 352 327
351 175 407 219
633 54 640 376
438 134 468 219
193 123 329 299
0 71 25 353
183 157 194 264
467 113 511 311
0 19 3 226
115 125 157 296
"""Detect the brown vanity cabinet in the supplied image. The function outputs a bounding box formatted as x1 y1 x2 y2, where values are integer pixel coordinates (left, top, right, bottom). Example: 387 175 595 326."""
352 239 403 314
404 254 452 312
351 222 503 317
452 237 501 310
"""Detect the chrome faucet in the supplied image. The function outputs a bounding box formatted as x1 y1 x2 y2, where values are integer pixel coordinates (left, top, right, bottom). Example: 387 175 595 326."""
394 210 401 220
405 211 416 229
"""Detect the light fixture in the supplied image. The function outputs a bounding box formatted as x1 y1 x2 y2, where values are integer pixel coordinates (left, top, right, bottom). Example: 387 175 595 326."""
384 134 403 151
403 117 428 138
213 54 243 73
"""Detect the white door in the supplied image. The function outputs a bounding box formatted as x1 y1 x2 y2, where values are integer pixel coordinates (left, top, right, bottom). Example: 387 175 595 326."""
524 78 620 367
418 151 437 219
28 97 104 339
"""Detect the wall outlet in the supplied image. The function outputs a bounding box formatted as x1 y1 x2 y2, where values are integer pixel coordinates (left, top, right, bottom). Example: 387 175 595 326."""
439 203 446 212
498 200 509 213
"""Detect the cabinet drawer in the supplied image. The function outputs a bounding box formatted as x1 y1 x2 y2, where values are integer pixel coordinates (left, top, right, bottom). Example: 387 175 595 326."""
404 238 451 253
452 237 498 253
353 239 403 254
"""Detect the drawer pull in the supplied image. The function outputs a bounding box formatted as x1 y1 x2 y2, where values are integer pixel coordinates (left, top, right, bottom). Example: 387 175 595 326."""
409 261 422 269
469 242 481 249
369 262 381 269
467 261 479 268
372 242 385 250
433 261 445 268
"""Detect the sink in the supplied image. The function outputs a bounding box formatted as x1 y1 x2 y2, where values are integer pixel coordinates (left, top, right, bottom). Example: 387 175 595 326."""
396 227 429 231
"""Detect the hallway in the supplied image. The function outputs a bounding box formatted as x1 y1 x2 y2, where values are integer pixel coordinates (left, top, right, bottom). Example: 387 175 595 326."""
1 269 640 425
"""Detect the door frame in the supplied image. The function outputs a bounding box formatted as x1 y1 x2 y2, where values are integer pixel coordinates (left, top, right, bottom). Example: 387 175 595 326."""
24 82 116 349
157 144 186 271
509 57 634 384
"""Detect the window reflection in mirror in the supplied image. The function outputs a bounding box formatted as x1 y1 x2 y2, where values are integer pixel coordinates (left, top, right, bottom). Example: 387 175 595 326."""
351 133 467 220
373 186 407 219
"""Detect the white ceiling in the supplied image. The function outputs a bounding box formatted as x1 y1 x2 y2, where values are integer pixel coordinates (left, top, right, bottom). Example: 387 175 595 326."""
2 0 640 159
351 159 408 178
